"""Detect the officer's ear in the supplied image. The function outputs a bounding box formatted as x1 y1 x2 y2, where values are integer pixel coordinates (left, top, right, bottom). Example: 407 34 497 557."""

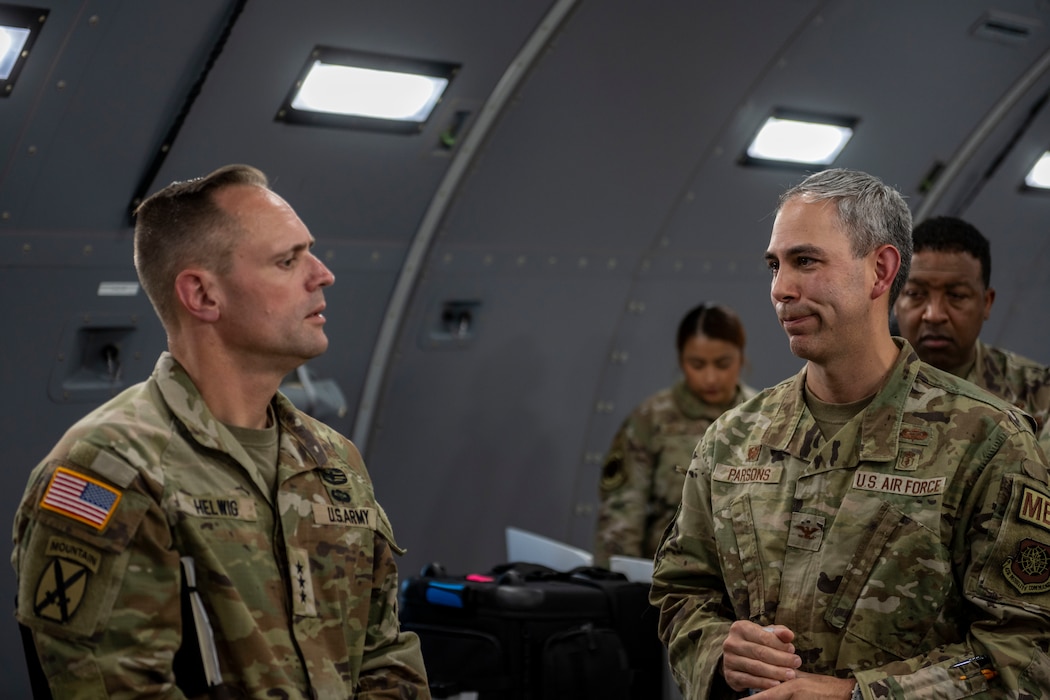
870 244 901 301
174 268 221 323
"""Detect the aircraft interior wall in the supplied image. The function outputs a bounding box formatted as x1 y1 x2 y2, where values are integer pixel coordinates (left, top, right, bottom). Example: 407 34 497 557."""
4 0 1050 696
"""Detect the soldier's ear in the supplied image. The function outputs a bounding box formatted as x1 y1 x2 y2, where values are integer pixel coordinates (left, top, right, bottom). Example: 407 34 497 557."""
871 244 901 301
983 287 995 320
175 269 221 323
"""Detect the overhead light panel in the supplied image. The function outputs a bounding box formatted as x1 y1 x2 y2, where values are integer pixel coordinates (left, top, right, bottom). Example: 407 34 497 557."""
1024 151 1050 189
0 4 47 96
743 111 856 167
277 46 458 133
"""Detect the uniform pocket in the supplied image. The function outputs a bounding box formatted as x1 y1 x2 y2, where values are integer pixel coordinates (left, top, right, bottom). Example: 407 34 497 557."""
719 495 767 621
824 499 950 658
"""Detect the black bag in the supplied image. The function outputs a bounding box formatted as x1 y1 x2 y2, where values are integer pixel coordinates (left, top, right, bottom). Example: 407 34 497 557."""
399 562 661 699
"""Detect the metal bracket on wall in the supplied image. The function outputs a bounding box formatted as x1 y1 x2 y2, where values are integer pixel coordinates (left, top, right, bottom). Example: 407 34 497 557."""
420 300 481 348
48 314 149 403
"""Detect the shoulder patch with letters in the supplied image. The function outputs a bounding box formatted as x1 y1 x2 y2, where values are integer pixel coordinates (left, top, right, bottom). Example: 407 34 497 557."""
1018 486 1050 533
39 467 121 531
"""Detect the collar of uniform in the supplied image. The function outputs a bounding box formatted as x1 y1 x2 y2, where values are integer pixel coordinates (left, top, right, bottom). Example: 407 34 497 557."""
272 390 330 470
968 338 1014 395
672 379 751 421
152 352 328 472
759 339 920 465
154 352 230 454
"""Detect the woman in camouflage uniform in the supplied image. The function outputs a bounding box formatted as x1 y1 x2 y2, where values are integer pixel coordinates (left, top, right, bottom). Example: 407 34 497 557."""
593 303 755 567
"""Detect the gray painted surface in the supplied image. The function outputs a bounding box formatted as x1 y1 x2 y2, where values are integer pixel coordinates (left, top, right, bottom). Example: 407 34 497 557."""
5 0 1050 694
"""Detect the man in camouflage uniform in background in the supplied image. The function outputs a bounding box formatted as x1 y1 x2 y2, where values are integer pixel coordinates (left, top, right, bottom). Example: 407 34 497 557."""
12 165 430 698
650 169 1050 699
894 215 1050 453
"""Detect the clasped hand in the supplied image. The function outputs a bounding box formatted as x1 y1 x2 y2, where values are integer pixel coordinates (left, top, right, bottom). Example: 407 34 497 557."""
721 620 857 699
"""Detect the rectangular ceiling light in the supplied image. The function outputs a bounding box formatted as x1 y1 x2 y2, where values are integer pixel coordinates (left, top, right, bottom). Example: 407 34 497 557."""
742 111 856 167
277 46 458 133
1024 151 1050 189
0 4 48 96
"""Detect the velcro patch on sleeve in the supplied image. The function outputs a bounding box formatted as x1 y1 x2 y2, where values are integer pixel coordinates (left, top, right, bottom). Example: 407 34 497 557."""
980 477 1050 601
1017 486 1050 532
39 467 121 531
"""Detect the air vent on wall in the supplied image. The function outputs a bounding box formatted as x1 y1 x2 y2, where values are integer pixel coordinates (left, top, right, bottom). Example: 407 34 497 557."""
971 10 1041 45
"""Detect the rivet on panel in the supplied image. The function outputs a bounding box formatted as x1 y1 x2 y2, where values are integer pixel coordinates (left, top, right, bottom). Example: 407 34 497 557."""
27 145 37 155
88 15 99 26
483 254 494 266
516 255 527 267
22 243 30 252
443 253 453 264
56 80 66 90
674 260 683 272
370 251 380 262
83 244 93 256
607 258 617 270
577 257 588 268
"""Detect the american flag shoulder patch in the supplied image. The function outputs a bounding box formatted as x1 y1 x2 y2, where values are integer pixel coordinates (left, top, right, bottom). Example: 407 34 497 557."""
40 466 122 531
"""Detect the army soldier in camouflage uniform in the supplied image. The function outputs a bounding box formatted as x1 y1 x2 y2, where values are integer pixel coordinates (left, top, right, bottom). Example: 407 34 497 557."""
650 169 1050 699
594 303 754 567
894 215 1050 452
12 165 430 698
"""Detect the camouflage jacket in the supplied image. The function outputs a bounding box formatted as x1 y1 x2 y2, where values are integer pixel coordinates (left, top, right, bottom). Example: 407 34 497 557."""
593 380 755 567
651 341 1050 699
967 339 1050 453
12 353 430 699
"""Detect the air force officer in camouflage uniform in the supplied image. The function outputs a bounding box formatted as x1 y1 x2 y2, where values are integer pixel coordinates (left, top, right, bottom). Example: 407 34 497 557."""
894 215 1050 452
650 169 1050 699
12 165 430 698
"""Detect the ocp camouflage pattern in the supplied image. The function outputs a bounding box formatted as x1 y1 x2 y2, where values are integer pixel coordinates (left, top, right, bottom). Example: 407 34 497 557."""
12 352 430 699
593 380 754 567
968 339 1050 455
651 340 1050 699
